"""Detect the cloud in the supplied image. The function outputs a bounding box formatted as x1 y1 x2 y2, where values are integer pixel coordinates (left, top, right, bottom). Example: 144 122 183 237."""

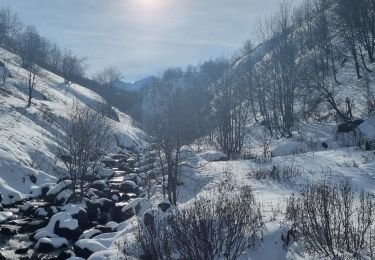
0 0 295 81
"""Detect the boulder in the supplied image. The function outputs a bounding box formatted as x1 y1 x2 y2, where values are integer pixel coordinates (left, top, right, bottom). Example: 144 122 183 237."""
79 229 101 240
95 225 113 233
71 208 88 229
74 240 107 259
20 202 34 216
55 189 73 205
36 212 81 242
0 225 17 236
35 207 51 218
143 211 154 226
98 198 115 212
111 154 129 161
86 200 101 221
105 221 118 231
91 180 107 191
142 209 165 228
40 184 50 197
102 157 116 168
158 199 171 212
57 250 74 259
121 198 152 217
15 247 29 255
0 211 14 223
46 181 72 204
29 174 37 184
19 219 47 233
118 163 132 173
119 180 138 193
54 218 81 241
36 237 68 252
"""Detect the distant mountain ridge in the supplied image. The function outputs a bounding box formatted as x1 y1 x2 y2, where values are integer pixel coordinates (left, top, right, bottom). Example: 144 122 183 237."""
113 76 158 92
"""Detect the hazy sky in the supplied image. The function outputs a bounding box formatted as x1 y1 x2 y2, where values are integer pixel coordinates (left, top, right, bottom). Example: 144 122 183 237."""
1 0 295 81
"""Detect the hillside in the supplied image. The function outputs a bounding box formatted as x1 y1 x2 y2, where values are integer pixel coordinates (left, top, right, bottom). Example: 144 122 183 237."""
0 47 146 206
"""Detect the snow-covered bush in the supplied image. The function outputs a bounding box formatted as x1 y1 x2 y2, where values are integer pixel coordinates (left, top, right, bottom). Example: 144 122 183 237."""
286 181 375 259
135 183 263 260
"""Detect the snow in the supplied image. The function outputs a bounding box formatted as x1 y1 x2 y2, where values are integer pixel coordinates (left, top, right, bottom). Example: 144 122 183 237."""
272 140 310 157
97 167 114 178
46 180 71 196
34 231 58 241
75 239 108 252
79 229 101 240
56 189 73 203
36 237 68 249
20 202 33 212
87 250 126 260
359 116 375 140
35 212 78 239
106 221 119 230
62 203 86 215
121 198 152 216
59 216 79 230
198 151 228 162
35 207 48 217
0 211 13 223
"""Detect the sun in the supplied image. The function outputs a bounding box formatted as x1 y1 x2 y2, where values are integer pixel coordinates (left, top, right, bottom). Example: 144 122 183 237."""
139 0 160 8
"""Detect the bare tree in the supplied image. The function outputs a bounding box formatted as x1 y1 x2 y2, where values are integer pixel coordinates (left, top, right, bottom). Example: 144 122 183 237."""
0 7 22 49
60 104 113 201
211 61 253 158
143 74 199 205
93 66 122 107
17 26 47 107
61 50 87 84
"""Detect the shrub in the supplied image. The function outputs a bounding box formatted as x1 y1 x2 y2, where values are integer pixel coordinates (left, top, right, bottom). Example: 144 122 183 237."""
135 183 263 260
253 165 302 181
286 181 375 259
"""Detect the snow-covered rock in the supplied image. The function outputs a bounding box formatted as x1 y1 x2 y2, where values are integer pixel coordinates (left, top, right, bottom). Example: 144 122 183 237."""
91 180 107 190
36 237 68 251
105 221 119 230
0 212 13 223
79 229 102 240
20 202 34 215
75 239 108 259
121 198 152 217
36 212 80 241
119 180 138 193
56 189 73 205
35 207 49 218
87 250 127 260
47 180 71 197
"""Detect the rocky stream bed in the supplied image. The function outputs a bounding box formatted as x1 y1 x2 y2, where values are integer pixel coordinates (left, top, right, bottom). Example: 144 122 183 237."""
0 149 156 260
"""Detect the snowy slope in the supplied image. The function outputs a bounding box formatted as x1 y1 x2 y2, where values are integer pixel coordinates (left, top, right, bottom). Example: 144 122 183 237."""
0 48 146 205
